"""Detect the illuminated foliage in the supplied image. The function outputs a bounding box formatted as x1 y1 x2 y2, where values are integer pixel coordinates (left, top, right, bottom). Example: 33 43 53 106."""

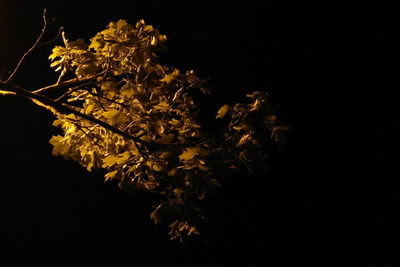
1 18 289 241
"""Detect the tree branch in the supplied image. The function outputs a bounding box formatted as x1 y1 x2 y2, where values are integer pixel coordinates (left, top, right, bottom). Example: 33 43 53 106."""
8 85 148 149
33 75 99 94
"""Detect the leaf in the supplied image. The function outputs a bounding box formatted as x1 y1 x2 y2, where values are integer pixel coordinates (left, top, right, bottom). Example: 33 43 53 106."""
173 188 184 196
116 19 129 31
85 151 97 172
179 147 208 161
154 101 170 112
102 151 131 168
102 155 119 168
139 135 152 143
237 133 251 147
85 103 96 114
179 147 199 161
103 109 127 125
50 59 64 68
48 46 67 60
89 36 105 51
146 160 164 172
120 87 135 99
150 204 163 225
136 19 146 28
168 119 180 126
76 62 99 78
216 104 229 119
49 135 69 156
160 69 179 84
233 125 243 131
104 170 121 181
188 226 199 235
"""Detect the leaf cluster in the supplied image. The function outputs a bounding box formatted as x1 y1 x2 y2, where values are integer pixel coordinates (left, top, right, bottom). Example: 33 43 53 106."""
46 20 289 241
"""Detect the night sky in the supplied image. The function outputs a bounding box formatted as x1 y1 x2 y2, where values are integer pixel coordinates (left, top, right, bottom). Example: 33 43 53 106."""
0 1 398 266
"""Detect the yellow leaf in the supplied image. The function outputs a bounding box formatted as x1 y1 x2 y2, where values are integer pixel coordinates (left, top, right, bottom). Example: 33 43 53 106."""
48 46 66 60
136 19 146 29
160 69 179 84
150 203 163 225
85 151 95 172
146 160 164 172
85 103 96 114
216 104 229 119
150 36 157 45
104 170 121 181
179 147 199 161
120 88 135 99
102 151 131 168
49 135 69 156
52 118 64 127
89 36 105 51
173 188 184 196
116 19 128 31
139 135 152 143
65 124 77 135
237 134 251 147
179 147 209 161
188 226 199 235
168 119 180 126
103 109 127 125
154 101 170 112
103 109 119 119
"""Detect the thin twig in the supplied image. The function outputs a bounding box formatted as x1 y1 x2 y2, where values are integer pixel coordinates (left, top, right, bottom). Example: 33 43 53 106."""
39 27 64 47
33 74 100 94
55 82 93 102
1 9 49 84
83 89 130 109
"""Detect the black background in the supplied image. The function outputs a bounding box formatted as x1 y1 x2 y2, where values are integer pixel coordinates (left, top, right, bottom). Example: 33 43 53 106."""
0 1 398 266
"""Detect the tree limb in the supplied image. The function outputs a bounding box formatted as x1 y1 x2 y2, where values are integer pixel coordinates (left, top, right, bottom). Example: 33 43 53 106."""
8 85 148 149
33 75 99 94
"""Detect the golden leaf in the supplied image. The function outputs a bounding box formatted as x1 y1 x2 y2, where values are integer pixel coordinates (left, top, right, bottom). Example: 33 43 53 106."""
154 101 170 112
103 109 127 125
160 69 180 84
102 151 131 168
216 104 229 119
49 135 69 156
179 147 209 161
104 170 121 181
237 134 251 147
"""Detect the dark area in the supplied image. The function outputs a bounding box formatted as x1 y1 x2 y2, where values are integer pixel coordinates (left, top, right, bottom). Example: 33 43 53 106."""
0 1 398 266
